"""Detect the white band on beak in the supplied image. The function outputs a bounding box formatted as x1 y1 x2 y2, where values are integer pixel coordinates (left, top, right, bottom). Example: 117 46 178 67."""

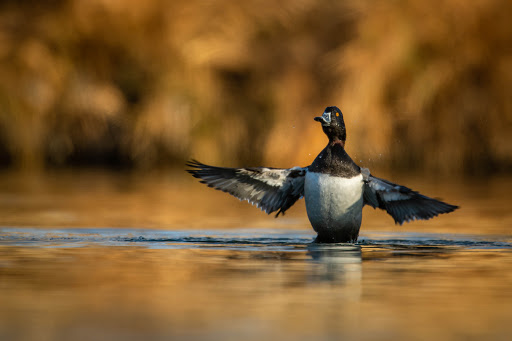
322 111 331 125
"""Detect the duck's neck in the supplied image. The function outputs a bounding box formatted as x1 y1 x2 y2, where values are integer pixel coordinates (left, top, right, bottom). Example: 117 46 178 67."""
329 137 345 148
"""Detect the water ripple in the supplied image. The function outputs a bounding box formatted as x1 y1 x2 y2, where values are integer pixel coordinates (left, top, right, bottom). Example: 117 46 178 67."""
0 227 511 251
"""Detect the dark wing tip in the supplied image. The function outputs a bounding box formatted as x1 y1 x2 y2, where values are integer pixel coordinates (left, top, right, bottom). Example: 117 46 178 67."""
364 173 460 226
186 159 223 179
445 203 459 212
185 159 201 177
391 198 459 225
185 159 203 169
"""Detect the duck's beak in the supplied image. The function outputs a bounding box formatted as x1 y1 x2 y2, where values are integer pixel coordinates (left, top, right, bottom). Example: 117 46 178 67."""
314 111 331 125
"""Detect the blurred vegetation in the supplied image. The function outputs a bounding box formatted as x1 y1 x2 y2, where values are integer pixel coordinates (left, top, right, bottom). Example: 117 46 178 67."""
0 0 510 174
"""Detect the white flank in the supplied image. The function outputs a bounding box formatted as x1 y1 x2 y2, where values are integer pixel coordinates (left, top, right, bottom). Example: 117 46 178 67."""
304 172 364 234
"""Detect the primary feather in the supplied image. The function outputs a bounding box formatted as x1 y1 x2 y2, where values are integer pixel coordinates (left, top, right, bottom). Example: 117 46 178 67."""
361 168 458 225
186 160 306 217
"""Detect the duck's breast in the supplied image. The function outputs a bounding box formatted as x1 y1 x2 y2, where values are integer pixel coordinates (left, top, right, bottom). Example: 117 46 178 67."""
304 172 364 234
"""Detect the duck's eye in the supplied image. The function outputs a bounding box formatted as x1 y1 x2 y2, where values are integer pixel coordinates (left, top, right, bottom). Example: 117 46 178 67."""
336 112 340 117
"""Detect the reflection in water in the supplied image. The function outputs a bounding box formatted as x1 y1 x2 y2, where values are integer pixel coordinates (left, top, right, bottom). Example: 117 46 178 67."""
1 228 512 340
307 244 362 284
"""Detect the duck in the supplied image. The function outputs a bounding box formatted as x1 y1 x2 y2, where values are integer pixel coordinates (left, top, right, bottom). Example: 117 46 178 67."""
187 106 458 243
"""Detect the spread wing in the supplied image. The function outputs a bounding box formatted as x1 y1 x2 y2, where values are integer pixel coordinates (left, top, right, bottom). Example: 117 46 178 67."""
186 160 306 217
362 168 458 225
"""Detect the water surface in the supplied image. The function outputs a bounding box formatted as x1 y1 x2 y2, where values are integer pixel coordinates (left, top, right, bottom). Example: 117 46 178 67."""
1 171 512 341
1 227 512 341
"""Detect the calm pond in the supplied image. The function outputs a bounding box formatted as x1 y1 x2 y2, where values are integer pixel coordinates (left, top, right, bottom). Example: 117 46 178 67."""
1 171 511 341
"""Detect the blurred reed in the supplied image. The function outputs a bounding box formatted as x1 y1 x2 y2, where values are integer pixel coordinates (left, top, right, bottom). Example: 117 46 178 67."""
0 0 510 174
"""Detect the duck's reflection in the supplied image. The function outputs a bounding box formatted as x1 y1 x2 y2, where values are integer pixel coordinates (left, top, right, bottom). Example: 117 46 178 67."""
307 244 362 285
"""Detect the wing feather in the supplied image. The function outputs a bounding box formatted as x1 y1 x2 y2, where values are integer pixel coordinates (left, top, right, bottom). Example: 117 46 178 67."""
186 160 306 217
362 168 458 225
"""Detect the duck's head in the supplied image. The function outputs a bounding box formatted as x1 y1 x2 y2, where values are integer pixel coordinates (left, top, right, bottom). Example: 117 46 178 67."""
314 106 346 143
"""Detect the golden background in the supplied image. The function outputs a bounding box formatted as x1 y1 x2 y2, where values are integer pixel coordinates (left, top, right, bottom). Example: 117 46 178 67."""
0 0 510 174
